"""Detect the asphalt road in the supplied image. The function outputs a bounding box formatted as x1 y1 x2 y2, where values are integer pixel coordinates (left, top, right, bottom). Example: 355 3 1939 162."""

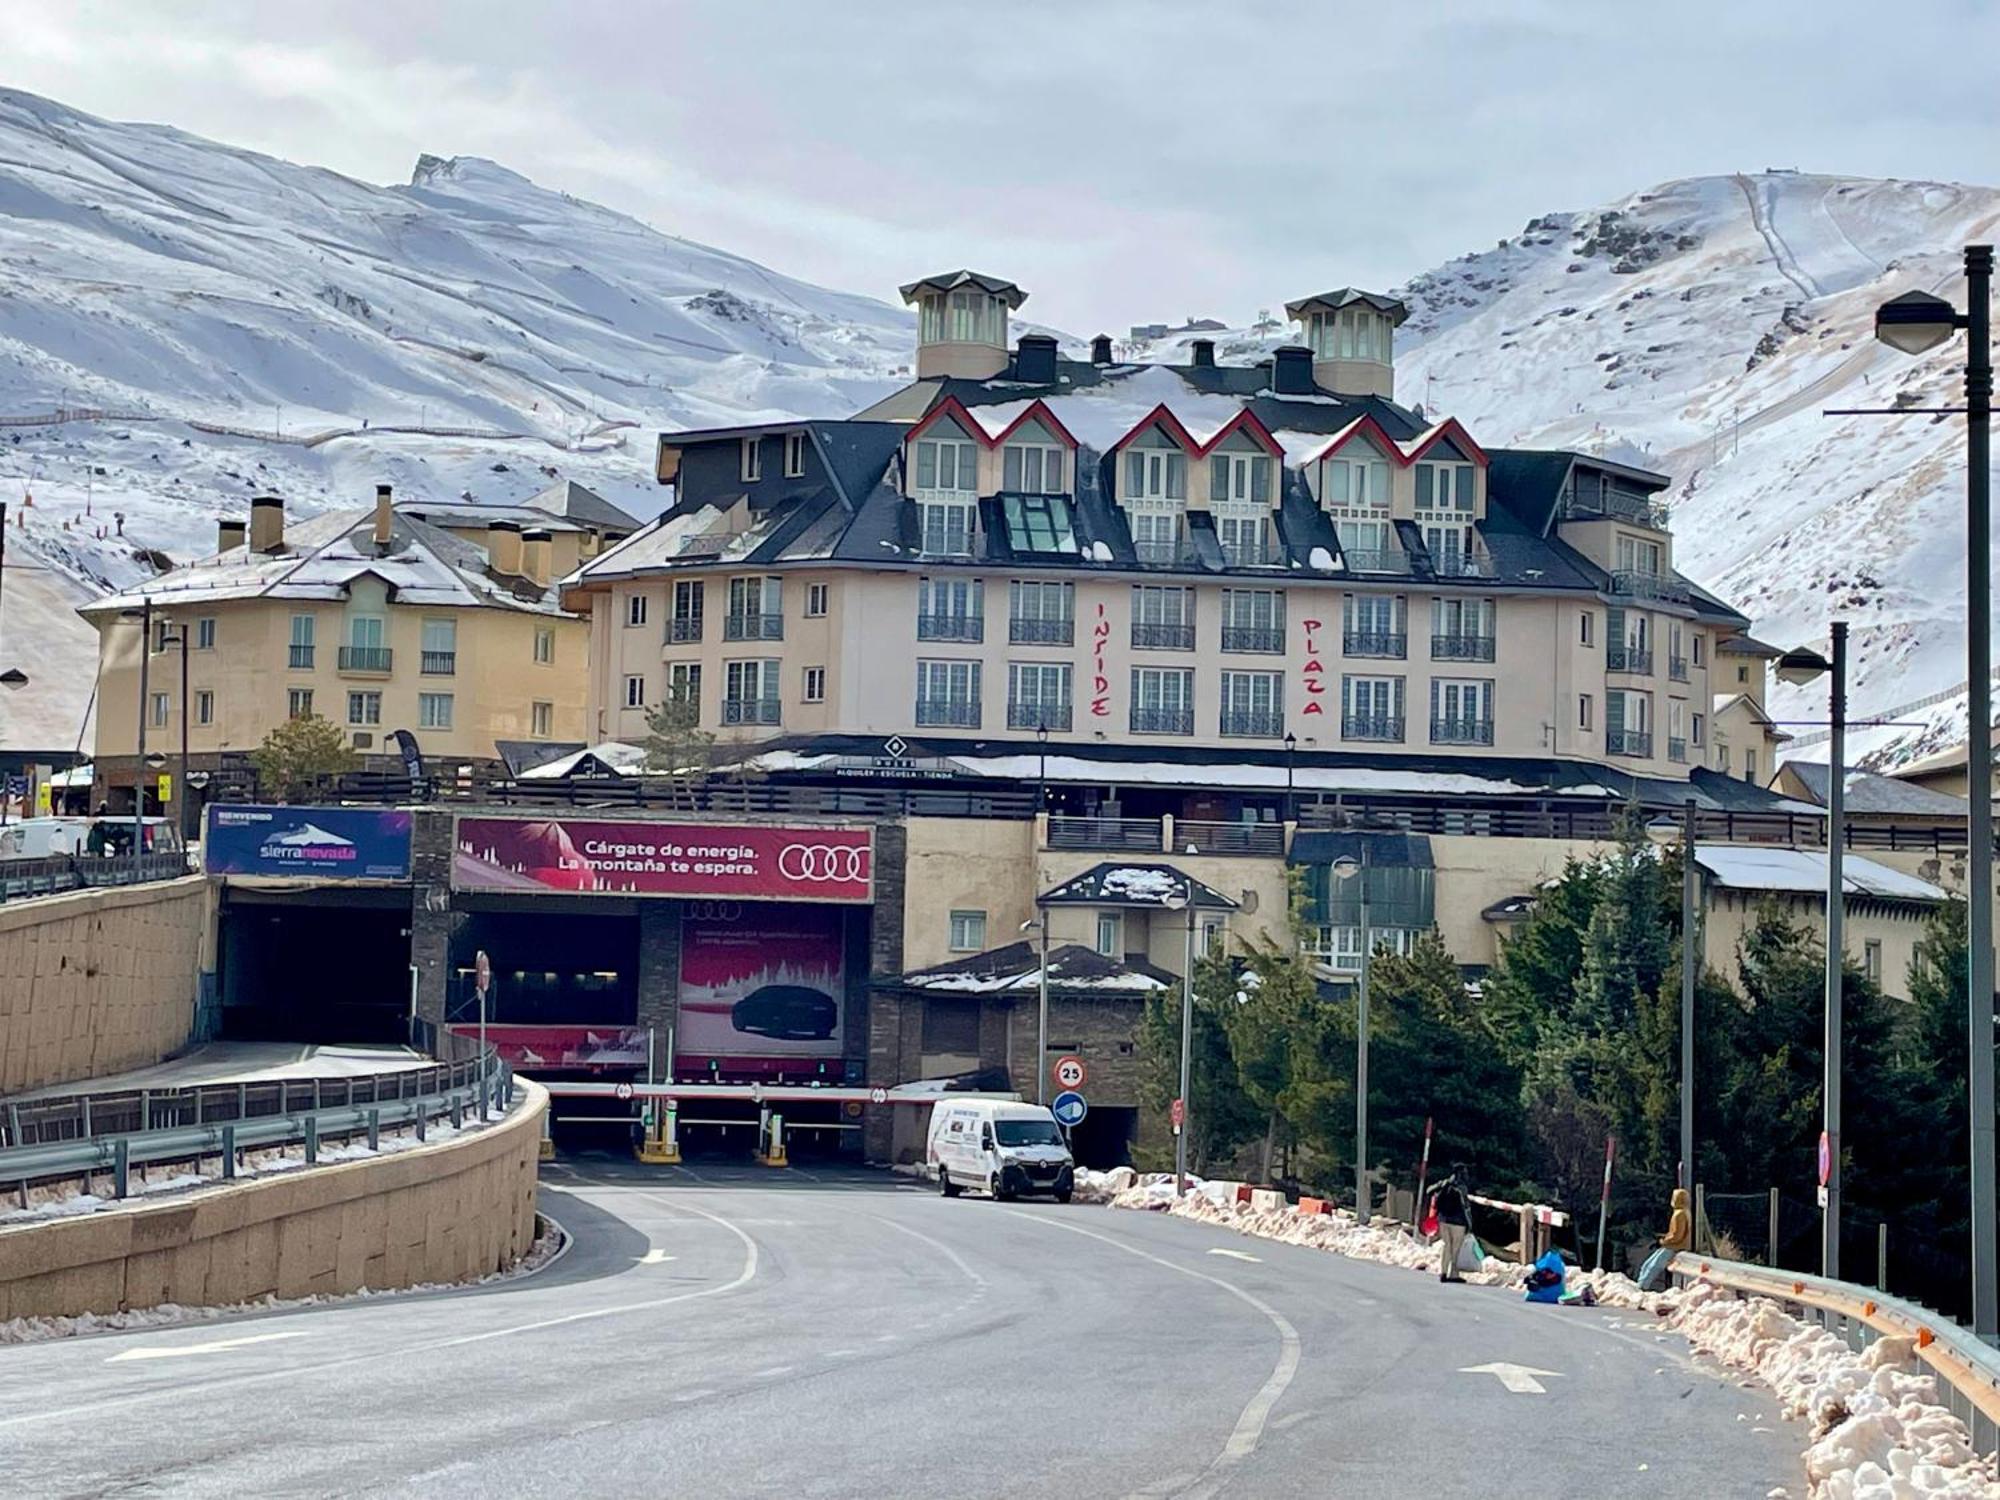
0 1157 1803 1498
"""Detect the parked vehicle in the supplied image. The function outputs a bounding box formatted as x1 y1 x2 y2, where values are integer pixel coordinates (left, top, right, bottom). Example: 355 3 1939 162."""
927 1098 1075 1202
0 816 183 861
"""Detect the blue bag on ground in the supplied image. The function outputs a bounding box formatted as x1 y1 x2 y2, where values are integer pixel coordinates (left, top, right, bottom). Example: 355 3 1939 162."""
1523 1250 1566 1303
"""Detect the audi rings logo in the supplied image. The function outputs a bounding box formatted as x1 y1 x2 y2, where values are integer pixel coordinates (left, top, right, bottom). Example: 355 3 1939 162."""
778 843 870 883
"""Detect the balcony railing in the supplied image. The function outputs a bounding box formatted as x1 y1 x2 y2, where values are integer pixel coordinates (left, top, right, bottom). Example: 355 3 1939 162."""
1133 540 1192 566
1047 815 1165 853
1176 819 1286 857
722 698 781 726
1607 645 1654 675
1431 633 1495 662
916 613 984 643
1131 622 1195 651
1010 617 1073 646
723 613 783 642
1343 630 1406 658
1221 539 1275 568
288 644 315 669
915 699 981 728
1431 717 1495 746
1668 736 1689 763
1220 709 1285 738
1342 714 1405 742
1340 547 1407 574
338 645 392 674
1130 706 1194 735
1610 569 1691 603
1668 655 1689 682
1008 702 1072 732
1221 624 1284 654
421 650 456 675
668 616 703 643
1606 728 1653 758
1433 553 1495 578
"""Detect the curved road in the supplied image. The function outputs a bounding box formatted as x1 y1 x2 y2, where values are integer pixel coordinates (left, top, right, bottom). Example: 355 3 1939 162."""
0 1159 1801 1497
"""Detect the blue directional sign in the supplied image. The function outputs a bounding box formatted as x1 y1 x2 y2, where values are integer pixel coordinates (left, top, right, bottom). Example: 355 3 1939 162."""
1051 1091 1088 1128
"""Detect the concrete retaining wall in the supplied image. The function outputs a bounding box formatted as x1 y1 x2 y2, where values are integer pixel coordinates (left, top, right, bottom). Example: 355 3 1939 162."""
0 1081 546 1322
0 875 211 1094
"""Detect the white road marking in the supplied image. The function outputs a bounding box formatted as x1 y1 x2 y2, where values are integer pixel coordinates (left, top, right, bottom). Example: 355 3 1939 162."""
1458 1361 1562 1394
823 1349 857 1359
108 1331 310 1362
671 1388 715 1404
1010 1212 1299 1500
1206 1248 1261 1262
869 1215 989 1290
636 1249 675 1265
752 1365 795 1380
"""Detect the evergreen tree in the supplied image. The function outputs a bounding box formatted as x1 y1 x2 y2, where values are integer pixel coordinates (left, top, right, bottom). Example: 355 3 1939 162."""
1135 947 1261 1175
250 713 357 800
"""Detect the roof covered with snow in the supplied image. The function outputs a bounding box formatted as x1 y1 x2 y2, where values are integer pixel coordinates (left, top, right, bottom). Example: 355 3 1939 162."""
517 741 648 779
1781 762 1969 818
1693 845 1946 902
1039 862 1239 911
889 941 1174 996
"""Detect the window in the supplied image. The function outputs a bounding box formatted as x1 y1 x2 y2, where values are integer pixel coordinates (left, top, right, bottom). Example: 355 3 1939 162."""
195 690 214 726
1129 503 1184 562
1607 607 1652 673
1431 597 1495 659
1008 663 1073 731
1096 912 1122 958
1343 593 1406 656
915 659 982 727
626 592 649 628
668 662 702 706
418 692 454 730
1010 580 1074 644
347 614 385 650
1002 443 1066 494
1691 712 1706 747
784 431 806 478
1221 589 1285 652
1578 694 1593 731
726 576 783 639
803 666 826 703
624 674 646 709
1323 449 1392 510
1863 940 1883 984
1336 518 1397 570
740 436 762 482
150 693 169 728
347 691 381 726
918 498 977 557
1606 689 1652 756
1123 446 1187 501
195 616 217 650
1219 670 1284 736
949 910 987 952
1692 633 1707 667
1001 493 1078 553
1131 586 1195 649
917 289 1004 345
1423 521 1476 575
670 579 704 641
1430 679 1493 745
1213 501 1270 566
1580 611 1595 646
534 627 555 664
1209 452 1273 505
289 613 315 669
532 701 554 738
1616 535 1663 576
1744 748 1759 784
421 617 456 674
1130 667 1194 734
287 688 314 720
918 576 983 641
914 436 977 493
1738 665 1750 685
1341 675 1405 740
1414 462 1476 512
724 659 782 724
1716 743 1732 773
806 582 829 617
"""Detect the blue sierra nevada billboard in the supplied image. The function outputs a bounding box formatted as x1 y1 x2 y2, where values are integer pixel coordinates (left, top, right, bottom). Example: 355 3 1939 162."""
205 805 413 879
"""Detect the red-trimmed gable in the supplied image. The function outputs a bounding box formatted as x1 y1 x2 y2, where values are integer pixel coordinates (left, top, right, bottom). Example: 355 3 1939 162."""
1401 416 1489 468
904 395 984 447
987 398 1079 450
1105 403 1202 457
1197 407 1285 459
1301 412 1408 468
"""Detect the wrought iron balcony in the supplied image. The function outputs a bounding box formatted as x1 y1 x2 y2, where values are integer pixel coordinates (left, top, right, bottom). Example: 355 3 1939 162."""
1668 655 1689 682
1129 706 1194 735
1668 736 1689 763
1221 539 1275 568
1134 539 1193 566
1009 617 1073 646
1221 624 1284 654
1610 569 1691 603
1607 645 1654 675
1431 633 1495 662
420 650 456 675
1433 553 1495 578
916 613 984 643
1339 547 1407 574
1131 622 1195 650
1431 717 1494 746
1342 714 1405 742
288 644 315 669
723 612 784 641
1606 728 1653 758
1220 709 1285 738
337 645 392 674
1008 702 1072 732
722 698 781 726
668 616 703 643
915 699 981 728
1343 630 1406 659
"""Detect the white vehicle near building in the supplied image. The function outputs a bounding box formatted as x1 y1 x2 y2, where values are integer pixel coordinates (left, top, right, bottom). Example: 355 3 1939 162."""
927 1098 1075 1202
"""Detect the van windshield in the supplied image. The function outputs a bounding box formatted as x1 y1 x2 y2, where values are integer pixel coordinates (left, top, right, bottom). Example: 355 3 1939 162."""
994 1119 1064 1147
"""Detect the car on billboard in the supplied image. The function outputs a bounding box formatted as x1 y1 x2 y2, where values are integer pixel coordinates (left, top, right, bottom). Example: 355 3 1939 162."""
729 983 838 1041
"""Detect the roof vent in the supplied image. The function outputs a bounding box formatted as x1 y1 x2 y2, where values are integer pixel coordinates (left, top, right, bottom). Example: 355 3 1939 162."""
249 495 285 553
1189 338 1216 369
1271 345 1316 397
216 519 247 553
1090 334 1113 365
1014 333 1058 385
486 518 523 577
373 484 393 554
520 528 554 587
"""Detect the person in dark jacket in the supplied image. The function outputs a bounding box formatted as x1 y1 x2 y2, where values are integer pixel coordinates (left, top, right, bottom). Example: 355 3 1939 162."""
1432 1167 1472 1283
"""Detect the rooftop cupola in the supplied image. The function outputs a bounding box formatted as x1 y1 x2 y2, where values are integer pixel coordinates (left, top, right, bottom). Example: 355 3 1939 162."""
1283 288 1408 400
899 269 1027 381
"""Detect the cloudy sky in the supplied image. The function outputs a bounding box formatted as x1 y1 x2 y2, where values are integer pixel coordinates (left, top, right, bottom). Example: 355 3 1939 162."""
10 1 1997 331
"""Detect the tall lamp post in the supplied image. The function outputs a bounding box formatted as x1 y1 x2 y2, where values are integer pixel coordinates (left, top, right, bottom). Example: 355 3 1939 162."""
1648 800 1700 1194
1166 888 1196 1194
1284 732 1297 823
1021 911 1052 1107
1778 624 1848 1278
1331 845 1373 1218
158 622 190 846
0 500 28 826
1869 250 1992 1335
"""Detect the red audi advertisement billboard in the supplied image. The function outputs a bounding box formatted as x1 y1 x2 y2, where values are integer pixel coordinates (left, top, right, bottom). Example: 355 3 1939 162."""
451 817 872 902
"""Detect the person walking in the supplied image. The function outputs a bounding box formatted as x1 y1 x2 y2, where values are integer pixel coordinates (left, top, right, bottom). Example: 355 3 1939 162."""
1432 1168 1471 1283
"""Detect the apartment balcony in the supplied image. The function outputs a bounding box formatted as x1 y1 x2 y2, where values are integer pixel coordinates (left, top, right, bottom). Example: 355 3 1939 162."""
421 650 456 676
915 699 981 729
1610 569 1692 604
1008 701 1072 732
1431 717 1495 747
337 645 393 675
1340 547 1408 574
723 612 784 642
1607 644 1654 675
667 617 703 643
1220 709 1285 738
1668 655 1689 682
1131 622 1195 651
1431 633 1495 663
288 644 315 669
1606 728 1653 758
1221 624 1284 654
722 698 781 726
1434 553 1496 579
1343 630 1406 659
1221 539 1276 568
1134 540 1194 566
1342 714 1405 742
1130 706 1194 735
1668 736 1689 763
916 613 984 643
1010 617 1073 646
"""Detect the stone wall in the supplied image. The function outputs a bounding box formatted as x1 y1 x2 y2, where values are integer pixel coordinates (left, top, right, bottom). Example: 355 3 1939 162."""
0 875 210 1094
0 1081 546 1321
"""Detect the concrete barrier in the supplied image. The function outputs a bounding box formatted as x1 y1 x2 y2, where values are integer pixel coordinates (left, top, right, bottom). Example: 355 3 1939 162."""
0 1081 546 1321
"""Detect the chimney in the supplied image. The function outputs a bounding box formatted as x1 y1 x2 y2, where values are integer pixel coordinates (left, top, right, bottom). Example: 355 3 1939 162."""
521 528 553 587
1271 345 1316 397
1189 338 1216 369
217 519 247 552
486 518 523 576
1090 334 1114 365
1014 333 1058 385
372 484 393 553
249 495 285 553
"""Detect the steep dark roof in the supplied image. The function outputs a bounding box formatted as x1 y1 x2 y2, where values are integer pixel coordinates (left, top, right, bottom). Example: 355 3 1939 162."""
1784 762 1969 817
1283 288 1410 324
898 270 1028 308
524 480 639 531
1039 862 1239 910
888 941 1175 996
1718 633 1783 657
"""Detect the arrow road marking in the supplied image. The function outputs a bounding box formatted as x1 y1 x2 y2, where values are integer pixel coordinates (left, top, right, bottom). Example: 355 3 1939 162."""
636 1249 675 1265
109 1331 311 1363
1458 1362 1563 1394
1206 1248 1262 1263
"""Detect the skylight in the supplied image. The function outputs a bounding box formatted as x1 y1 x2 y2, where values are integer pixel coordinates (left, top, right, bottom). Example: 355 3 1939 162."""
1002 493 1079 554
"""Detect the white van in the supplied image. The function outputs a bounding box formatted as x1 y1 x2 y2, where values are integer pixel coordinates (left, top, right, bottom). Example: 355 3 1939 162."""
927 1098 1075 1202
0 817 94 859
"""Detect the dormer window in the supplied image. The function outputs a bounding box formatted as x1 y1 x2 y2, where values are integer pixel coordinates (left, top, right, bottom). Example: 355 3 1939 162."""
1002 441 1065 494
914 435 977 494
1124 449 1187 501
740 436 761 482
1323 448 1391 510
1415 462 1474 512
1210 453 1272 505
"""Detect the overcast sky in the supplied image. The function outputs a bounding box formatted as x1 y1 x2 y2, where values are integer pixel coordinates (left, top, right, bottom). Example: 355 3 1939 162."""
11 2 1998 332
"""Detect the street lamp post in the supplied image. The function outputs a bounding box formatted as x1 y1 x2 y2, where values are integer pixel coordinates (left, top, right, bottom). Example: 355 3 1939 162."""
133 597 152 870
1779 623 1848 1277
1284 732 1297 823
1036 723 1049 813
1332 846 1373 1218
1649 801 1700 1192
1872 250 1993 1336
0 499 27 827
1022 912 1052 1107
1167 889 1196 1195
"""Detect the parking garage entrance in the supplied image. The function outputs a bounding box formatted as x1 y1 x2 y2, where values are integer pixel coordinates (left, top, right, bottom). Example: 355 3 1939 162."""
218 885 413 1043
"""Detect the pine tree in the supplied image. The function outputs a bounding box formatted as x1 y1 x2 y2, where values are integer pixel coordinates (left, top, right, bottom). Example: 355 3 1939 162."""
250 713 357 801
1135 948 1261 1175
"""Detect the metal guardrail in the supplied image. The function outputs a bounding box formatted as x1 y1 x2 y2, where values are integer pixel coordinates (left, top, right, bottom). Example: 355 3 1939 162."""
1671 1252 2000 1451
0 851 194 903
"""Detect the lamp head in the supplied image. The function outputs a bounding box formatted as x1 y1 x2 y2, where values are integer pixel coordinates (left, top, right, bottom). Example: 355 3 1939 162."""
1775 646 1832 686
1875 290 1960 355
1644 814 1682 847
0 667 25 689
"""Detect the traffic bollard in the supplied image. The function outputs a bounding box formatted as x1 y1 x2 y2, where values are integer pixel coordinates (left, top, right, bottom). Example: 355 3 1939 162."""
368 1109 380 1152
416 1110 426 1142
1878 1223 1889 1292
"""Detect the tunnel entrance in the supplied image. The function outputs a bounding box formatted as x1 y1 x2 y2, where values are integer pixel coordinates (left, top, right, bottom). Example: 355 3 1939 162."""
218 887 414 1043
